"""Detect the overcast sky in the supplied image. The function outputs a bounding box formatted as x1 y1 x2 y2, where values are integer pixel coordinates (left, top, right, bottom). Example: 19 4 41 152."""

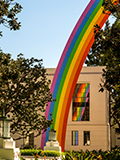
0 0 115 68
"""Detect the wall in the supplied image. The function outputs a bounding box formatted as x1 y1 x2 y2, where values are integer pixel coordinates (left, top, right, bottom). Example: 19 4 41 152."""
65 66 110 151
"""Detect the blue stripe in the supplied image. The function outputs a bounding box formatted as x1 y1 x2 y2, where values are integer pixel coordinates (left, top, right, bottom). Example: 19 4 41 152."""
48 0 100 120
45 0 101 144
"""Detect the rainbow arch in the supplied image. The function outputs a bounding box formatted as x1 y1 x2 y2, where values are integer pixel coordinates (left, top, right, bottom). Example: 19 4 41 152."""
41 0 110 151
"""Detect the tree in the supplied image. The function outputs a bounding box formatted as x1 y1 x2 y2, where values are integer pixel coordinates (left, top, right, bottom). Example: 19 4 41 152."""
0 52 53 140
0 0 53 141
102 0 120 19
0 0 22 37
85 0 120 129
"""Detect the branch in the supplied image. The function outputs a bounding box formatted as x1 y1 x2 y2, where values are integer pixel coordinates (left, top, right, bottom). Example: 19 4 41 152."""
111 113 120 128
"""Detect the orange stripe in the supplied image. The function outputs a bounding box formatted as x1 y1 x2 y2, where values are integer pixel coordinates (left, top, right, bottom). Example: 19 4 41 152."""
58 29 94 150
59 13 109 151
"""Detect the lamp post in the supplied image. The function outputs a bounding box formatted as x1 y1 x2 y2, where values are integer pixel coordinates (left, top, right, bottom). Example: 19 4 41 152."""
49 129 57 141
0 109 20 160
44 129 61 153
0 116 11 139
0 109 11 139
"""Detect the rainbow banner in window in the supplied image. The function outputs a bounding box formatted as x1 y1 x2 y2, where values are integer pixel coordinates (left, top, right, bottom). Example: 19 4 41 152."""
73 84 89 121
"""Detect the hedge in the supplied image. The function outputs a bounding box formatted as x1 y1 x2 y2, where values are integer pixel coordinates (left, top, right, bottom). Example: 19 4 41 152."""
20 149 60 157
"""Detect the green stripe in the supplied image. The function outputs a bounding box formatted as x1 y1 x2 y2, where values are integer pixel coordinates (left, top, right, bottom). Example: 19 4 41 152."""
77 107 81 121
51 0 103 129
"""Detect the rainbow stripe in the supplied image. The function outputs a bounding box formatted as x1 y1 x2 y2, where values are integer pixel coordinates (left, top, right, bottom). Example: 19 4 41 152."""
41 0 110 151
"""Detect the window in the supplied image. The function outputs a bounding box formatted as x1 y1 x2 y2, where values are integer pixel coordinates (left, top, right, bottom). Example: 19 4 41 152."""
72 131 78 145
29 133 34 147
84 131 90 146
72 84 90 121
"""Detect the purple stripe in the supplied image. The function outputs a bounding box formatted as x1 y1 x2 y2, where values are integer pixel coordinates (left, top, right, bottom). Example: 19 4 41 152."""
52 0 95 90
41 129 45 148
45 0 95 119
85 88 90 97
42 0 95 148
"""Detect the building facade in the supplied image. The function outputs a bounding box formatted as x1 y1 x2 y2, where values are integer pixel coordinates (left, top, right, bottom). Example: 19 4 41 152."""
14 66 119 151
65 66 110 151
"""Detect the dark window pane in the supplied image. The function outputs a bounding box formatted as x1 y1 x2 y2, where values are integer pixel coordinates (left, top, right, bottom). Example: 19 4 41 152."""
81 107 89 121
84 131 90 146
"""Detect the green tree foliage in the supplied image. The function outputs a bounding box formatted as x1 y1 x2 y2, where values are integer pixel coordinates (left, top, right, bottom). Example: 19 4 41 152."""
85 0 120 128
102 0 120 18
0 53 53 140
0 0 53 141
0 0 22 36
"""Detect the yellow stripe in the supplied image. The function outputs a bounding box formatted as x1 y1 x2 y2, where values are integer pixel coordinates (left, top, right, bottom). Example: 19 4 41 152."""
55 6 104 136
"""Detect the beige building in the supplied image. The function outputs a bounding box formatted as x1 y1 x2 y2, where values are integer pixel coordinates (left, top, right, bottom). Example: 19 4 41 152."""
14 66 120 150
65 66 110 151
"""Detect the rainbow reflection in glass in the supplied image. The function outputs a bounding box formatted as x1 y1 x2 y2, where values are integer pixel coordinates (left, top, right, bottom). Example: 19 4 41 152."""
72 84 89 121
72 131 78 145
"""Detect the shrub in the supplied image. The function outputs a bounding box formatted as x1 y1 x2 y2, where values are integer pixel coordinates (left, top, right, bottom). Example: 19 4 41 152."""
43 150 60 157
64 148 120 160
20 149 42 156
20 149 61 157
20 147 120 159
0 158 6 160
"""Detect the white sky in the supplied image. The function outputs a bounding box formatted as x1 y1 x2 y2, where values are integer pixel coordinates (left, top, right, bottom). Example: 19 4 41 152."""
0 0 115 68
